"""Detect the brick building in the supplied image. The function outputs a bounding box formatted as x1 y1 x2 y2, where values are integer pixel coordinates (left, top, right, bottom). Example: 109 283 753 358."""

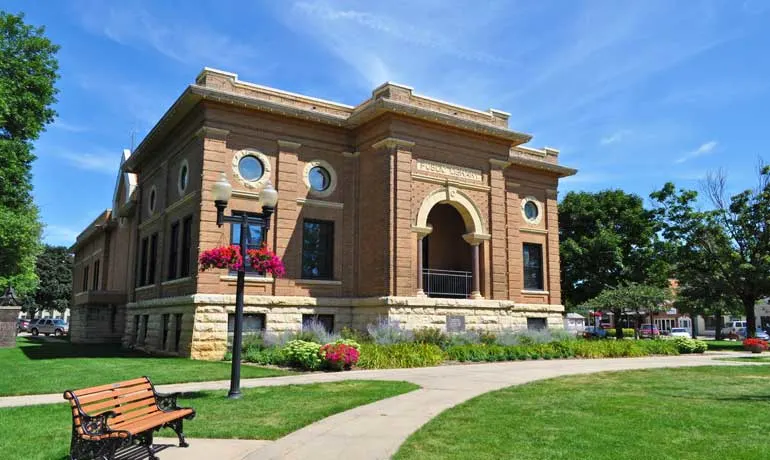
69 68 576 360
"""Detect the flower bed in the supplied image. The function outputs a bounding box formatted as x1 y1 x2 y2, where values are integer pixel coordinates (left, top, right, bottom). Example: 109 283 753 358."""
743 338 768 353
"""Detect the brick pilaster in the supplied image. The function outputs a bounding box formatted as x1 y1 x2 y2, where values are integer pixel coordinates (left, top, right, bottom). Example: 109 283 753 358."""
273 140 301 296
488 160 508 299
545 188 562 305
342 151 359 297
506 181 523 301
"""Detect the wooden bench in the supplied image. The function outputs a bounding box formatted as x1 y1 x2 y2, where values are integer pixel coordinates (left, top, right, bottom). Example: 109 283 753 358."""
63 376 195 460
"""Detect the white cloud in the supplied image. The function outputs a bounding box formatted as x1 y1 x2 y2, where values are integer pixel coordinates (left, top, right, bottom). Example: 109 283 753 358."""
600 130 631 145
78 2 258 69
675 141 718 164
56 150 118 174
43 225 81 246
52 119 89 133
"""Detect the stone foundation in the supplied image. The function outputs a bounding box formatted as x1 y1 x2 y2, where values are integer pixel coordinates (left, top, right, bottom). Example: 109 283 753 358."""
69 304 126 344
124 294 565 360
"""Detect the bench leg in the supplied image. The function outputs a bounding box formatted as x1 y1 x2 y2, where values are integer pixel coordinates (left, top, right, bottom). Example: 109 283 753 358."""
171 420 189 448
142 432 159 460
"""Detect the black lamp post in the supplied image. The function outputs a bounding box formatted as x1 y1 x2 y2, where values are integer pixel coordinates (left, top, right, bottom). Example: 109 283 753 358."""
211 172 278 399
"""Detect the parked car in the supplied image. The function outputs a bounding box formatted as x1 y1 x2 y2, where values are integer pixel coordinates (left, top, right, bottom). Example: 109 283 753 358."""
735 327 770 340
669 327 692 339
582 326 607 339
639 324 660 339
721 321 747 338
16 318 31 333
29 318 69 336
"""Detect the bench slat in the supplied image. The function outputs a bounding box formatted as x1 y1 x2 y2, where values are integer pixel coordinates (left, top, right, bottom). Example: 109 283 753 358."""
70 377 150 397
76 385 152 405
114 409 193 435
81 393 156 415
109 405 162 425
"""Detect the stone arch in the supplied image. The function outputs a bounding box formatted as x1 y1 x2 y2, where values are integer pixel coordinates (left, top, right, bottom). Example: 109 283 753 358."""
415 186 487 236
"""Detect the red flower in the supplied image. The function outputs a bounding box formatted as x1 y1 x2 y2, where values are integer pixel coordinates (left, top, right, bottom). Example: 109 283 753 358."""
319 343 360 370
247 244 286 277
743 338 768 350
199 245 242 271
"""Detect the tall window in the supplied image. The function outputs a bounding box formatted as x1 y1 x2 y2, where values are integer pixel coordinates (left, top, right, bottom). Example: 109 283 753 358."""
174 313 183 352
92 259 100 290
180 215 193 277
162 313 170 350
82 266 89 292
302 220 334 279
230 212 264 275
148 233 158 284
138 237 149 286
523 243 544 290
167 221 180 280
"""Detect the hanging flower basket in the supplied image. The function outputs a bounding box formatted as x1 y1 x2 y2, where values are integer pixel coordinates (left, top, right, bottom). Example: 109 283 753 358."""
247 244 286 277
198 244 285 278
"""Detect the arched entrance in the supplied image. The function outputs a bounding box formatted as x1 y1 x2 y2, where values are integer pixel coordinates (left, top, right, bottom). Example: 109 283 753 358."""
413 187 489 299
423 204 473 298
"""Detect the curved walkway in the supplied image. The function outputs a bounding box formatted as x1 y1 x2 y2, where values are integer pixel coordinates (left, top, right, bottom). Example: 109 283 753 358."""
0 353 756 460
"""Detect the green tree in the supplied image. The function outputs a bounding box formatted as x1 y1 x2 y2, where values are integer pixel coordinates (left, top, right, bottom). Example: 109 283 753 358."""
0 11 59 296
559 190 669 309
673 282 741 340
582 283 670 339
652 166 770 337
32 245 72 315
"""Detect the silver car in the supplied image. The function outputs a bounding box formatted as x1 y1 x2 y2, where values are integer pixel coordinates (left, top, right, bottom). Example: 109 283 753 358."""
29 318 69 336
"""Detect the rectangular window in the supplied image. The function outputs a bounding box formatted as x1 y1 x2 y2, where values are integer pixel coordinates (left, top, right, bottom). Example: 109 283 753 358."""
167 221 180 280
523 243 544 291
134 314 140 344
92 259 100 291
82 266 89 292
302 314 334 333
180 215 193 277
109 305 117 333
138 237 149 286
162 313 170 350
141 314 149 343
230 213 264 275
174 313 183 353
527 317 547 331
227 313 266 345
302 220 334 279
148 233 158 285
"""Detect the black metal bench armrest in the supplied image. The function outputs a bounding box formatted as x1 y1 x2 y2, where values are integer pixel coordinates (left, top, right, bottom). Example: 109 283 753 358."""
155 392 188 413
80 411 120 437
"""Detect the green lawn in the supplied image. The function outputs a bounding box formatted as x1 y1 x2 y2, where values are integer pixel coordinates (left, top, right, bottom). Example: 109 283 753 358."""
717 356 770 363
0 337 289 396
396 366 770 460
705 340 745 351
0 380 418 460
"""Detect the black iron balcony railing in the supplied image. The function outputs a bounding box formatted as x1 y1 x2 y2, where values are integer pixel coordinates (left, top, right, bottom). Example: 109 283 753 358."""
423 268 472 298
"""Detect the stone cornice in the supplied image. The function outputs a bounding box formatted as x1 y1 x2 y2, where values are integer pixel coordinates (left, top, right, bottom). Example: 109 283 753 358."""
277 139 302 151
371 137 415 150
462 232 492 245
194 125 229 141
296 197 344 210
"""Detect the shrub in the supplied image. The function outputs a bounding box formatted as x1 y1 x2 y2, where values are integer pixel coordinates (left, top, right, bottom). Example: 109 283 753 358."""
636 339 679 356
605 328 636 338
244 346 287 366
367 318 414 345
495 328 574 346
241 332 267 352
743 338 769 351
284 340 322 370
319 342 360 370
334 338 361 350
413 327 450 348
357 343 444 369
340 327 372 343
448 330 482 346
672 337 708 354
295 319 341 344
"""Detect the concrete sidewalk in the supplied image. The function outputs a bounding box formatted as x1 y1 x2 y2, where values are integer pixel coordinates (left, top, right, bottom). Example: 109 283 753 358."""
0 353 757 459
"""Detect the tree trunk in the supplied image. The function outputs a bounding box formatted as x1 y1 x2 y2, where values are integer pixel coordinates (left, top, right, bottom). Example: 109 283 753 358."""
614 308 623 339
714 309 723 341
650 310 655 338
743 297 757 338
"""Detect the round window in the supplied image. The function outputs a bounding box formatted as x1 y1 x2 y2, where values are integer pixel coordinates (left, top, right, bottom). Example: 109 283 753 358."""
178 163 189 193
238 155 264 182
308 166 331 192
524 201 539 221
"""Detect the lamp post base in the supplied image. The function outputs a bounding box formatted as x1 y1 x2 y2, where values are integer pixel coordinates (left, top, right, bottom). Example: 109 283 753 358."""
227 391 242 400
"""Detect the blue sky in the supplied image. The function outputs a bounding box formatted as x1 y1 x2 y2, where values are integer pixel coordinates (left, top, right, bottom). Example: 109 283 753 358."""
3 0 769 246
